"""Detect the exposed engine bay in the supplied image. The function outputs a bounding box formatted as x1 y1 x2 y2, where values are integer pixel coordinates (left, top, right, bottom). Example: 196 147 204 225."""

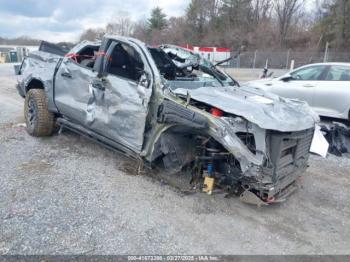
147 44 315 205
154 97 314 205
148 45 238 87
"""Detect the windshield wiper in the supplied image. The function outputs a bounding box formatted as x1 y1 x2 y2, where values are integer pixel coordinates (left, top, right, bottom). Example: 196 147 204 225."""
199 65 225 86
214 46 245 67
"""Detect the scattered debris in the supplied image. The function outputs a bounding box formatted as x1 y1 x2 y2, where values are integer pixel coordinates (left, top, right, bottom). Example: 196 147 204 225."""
310 125 329 158
321 123 350 156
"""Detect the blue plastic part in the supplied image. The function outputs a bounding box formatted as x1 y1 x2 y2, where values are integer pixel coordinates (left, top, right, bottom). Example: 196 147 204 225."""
207 163 213 175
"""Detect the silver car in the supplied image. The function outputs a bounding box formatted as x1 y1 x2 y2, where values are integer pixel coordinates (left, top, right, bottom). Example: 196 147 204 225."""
248 63 350 121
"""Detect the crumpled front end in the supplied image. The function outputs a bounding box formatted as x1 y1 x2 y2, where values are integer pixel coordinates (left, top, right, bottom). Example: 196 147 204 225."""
203 113 314 205
148 96 315 205
240 128 314 204
146 43 317 205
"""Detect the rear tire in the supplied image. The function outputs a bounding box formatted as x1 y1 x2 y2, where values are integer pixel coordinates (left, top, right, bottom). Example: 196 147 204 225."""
24 89 55 136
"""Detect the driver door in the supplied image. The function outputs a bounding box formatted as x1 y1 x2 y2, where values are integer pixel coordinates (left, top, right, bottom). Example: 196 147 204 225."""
85 40 153 152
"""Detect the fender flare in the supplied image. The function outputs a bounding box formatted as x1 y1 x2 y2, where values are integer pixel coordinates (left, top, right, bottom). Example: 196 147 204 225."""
25 77 45 93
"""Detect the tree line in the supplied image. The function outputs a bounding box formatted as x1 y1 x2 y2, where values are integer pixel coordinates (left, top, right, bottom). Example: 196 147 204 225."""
80 0 347 52
0 36 41 46
2 0 349 52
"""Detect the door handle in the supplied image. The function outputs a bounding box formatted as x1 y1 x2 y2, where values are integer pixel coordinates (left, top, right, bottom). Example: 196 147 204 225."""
61 72 72 78
303 84 314 88
91 82 105 91
128 80 138 87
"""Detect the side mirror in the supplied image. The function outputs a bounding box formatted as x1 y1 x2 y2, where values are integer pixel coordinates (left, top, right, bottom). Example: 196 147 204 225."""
14 64 21 75
280 74 293 82
139 71 151 88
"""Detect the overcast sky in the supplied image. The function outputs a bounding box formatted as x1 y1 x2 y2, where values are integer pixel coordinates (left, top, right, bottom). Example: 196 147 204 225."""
0 0 189 42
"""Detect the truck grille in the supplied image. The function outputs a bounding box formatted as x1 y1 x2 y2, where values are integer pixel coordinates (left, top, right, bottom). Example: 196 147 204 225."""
264 128 314 183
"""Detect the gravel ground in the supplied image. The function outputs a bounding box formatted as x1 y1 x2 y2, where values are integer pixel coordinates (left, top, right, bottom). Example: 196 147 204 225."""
0 64 349 255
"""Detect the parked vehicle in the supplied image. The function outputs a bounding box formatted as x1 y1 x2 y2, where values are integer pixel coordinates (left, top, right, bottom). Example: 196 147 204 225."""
247 63 350 121
15 36 318 205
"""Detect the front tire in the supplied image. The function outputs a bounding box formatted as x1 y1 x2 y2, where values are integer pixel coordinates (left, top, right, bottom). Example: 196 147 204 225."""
24 89 54 136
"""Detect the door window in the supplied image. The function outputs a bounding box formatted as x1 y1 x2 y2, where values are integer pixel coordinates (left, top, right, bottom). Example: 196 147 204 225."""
68 45 100 69
106 43 144 82
290 66 326 81
325 65 350 81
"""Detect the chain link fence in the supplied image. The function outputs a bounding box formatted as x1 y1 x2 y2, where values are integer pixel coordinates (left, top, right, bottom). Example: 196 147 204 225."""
227 50 350 69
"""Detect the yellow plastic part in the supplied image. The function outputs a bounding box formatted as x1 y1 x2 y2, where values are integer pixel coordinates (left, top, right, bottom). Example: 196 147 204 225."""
203 177 215 195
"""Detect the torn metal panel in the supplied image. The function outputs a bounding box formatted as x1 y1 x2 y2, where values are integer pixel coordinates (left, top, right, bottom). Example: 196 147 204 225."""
85 74 152 152
240 190 268 207
172 85 318 132
157 99 208 129
54 58 97 121
160 132 196 174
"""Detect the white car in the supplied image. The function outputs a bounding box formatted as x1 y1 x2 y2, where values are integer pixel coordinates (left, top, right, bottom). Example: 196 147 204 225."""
247 63 350 121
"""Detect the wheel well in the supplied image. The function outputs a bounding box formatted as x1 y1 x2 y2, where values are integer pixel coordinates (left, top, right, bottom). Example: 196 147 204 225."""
26 79 44 93
150 125 242 170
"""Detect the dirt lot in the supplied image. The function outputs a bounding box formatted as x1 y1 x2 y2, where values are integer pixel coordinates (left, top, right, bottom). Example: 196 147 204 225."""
0 64 349 255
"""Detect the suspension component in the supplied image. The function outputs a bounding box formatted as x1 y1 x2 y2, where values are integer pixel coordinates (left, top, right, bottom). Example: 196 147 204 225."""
202 139 221 195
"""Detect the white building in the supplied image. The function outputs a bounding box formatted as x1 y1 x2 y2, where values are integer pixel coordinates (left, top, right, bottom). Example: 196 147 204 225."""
181 45 231 65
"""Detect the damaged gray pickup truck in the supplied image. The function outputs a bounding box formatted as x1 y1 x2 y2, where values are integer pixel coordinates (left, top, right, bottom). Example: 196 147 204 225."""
15 35 319 205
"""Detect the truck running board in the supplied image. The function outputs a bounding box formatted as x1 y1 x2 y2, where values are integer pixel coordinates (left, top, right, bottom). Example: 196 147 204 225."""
57 117 138 160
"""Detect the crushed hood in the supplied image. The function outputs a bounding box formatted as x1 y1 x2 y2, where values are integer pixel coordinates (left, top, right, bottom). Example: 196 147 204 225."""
173 85 318 132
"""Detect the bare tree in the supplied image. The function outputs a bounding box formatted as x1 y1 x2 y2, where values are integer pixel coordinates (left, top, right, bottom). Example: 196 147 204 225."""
79 28 105 41
184 0 219 45
165 17 187 45
275 0 305 46
252 0 273 23
106 11 134 36
314 0 333 21
73 0 322 51
334 0 350 49
132 20 149 43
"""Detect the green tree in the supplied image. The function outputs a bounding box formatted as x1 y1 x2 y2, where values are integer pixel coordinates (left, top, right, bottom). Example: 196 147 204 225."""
184 0 219 45
314 0 350 50
275 0 305 47
219 0 253 28
148 7 167 31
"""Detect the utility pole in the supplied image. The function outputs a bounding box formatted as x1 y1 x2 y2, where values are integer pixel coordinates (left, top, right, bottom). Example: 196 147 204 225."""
253 50 257 69
286 49 291 69
323 42 329 62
